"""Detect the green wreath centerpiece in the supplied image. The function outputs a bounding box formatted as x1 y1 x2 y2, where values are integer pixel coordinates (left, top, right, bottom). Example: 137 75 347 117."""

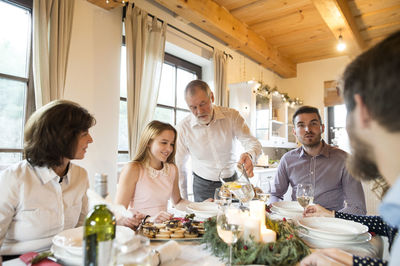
201 216 310 265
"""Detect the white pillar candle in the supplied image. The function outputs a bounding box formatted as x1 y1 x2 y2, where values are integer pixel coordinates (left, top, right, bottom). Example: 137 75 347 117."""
249 200 266 237
226 208 242 225
261 226 276 243
243 216 260 242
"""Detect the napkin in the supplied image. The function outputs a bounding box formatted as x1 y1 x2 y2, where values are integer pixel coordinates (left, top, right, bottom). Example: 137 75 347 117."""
19 252 61 266
150 240 181 266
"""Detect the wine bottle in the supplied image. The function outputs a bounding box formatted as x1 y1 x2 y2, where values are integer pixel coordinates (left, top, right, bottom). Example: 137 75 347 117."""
83 204 116 266
94 173 108 198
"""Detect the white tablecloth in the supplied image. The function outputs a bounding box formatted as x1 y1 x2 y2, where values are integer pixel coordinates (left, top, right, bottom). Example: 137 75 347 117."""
2 235 383 266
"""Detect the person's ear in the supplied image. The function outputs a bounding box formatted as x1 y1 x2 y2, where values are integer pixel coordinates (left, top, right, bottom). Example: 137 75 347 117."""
210 92 214 103
321 123 325 133
354 94 371 128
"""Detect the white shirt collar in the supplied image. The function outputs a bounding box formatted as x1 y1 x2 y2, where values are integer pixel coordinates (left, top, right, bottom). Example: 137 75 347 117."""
32 164 70 184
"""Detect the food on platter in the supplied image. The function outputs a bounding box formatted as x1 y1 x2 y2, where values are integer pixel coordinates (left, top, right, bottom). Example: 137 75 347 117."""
141 214 204 240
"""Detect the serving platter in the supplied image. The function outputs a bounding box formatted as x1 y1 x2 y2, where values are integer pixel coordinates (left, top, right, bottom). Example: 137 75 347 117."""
297 217 368 241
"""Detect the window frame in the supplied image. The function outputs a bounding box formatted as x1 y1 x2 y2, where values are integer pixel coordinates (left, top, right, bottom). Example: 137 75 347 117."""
156 53 202 125
117 52 202 159
0 0 35 160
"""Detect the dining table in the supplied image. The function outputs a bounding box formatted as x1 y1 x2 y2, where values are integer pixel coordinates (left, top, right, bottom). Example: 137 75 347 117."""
2 205 384 266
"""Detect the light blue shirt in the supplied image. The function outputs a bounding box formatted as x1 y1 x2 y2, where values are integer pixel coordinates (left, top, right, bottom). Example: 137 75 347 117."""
380 176 400 266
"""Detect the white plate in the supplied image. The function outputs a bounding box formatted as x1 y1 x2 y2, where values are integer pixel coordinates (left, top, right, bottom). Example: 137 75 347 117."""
271 201 304 215
52 225 135 257
269 206 302 219
298 230 372 248
186 202 218 217
298 217 368 241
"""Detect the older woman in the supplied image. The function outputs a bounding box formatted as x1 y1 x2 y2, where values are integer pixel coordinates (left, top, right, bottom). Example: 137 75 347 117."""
0 100 95 260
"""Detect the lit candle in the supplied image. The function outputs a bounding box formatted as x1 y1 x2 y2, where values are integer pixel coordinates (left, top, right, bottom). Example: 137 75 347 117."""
261 226 276 243
249 200 266 238
243 216 260 242
226 207 243 225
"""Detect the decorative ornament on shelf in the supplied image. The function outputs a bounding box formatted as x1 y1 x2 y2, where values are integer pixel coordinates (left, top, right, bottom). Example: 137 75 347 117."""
254 82 303 107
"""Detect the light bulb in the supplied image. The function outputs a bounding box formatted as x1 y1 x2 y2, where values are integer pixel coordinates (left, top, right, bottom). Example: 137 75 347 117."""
337 35 346 51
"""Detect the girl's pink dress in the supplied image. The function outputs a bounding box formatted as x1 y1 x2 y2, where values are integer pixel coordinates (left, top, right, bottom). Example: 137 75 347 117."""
128 162 176 216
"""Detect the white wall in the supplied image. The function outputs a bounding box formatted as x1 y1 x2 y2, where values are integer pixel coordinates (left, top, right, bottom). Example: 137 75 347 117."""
64 0 122 198
62 0 350 199
280 56 351 120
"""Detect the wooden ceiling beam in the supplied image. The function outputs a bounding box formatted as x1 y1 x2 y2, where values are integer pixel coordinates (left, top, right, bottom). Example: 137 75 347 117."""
311 0 367 55
155 0 297 78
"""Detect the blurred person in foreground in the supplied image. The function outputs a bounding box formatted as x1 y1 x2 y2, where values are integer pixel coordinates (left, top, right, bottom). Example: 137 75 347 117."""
0 100 96 260
176 80 262 201
271 106 366 215
301 30 400 266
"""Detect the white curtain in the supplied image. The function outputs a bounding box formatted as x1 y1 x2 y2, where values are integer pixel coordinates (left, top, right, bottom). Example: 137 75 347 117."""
125 5 166 158
213 49 228 107
33 0 75 108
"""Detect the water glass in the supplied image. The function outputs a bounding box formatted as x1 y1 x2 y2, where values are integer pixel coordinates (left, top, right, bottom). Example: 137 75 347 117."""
219 162 255 205
214 187 232 207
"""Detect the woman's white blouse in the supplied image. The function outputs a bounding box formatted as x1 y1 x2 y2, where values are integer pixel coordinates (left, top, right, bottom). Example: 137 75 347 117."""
0 160 89 255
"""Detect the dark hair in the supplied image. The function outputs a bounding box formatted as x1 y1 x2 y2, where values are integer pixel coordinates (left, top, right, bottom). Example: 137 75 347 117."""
24 100 96 167
292 105 322 125
185 80 212 97
342 30 400 132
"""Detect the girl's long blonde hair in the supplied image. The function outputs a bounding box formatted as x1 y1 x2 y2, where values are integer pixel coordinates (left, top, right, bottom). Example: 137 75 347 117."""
132 120 177 164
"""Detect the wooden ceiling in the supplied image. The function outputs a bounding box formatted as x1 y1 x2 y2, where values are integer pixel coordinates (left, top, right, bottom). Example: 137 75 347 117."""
89 0 400 78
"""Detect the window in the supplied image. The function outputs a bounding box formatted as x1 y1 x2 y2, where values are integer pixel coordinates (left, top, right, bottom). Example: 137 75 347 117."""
0 0 34 164
327 104 350 153
118 51 201 162
154 53 201 125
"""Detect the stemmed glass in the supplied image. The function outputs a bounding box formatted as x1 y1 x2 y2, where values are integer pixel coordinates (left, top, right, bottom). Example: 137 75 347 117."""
214 187 232 207
216 206 243 266
296 183 314 211
255 177 271 204
219 162 255 207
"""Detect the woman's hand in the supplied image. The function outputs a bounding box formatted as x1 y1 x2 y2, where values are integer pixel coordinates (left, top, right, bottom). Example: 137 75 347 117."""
300 248 353 266
203 198 214 202
150 211 173 223
117 211 146 230
304 204 335 217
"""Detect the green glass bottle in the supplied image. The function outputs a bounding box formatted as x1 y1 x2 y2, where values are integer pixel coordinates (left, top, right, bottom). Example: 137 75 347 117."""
83 204 116 266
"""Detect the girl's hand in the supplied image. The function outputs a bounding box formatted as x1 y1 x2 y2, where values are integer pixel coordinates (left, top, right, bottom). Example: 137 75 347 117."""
150 211 173 223
203 198 214 202
117 211 146 230
304 204 334 217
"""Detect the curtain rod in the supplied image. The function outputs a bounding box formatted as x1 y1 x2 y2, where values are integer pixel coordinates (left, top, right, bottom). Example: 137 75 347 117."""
123 3 233 60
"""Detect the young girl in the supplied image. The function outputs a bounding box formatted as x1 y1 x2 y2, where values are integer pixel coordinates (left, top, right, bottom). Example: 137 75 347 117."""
115 120 192 227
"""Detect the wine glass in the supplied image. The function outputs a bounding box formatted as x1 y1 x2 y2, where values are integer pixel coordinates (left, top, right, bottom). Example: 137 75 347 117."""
214 187 232 207
296 183 314 211
255 177 271 204
216 206 243 266
219 162 255 207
